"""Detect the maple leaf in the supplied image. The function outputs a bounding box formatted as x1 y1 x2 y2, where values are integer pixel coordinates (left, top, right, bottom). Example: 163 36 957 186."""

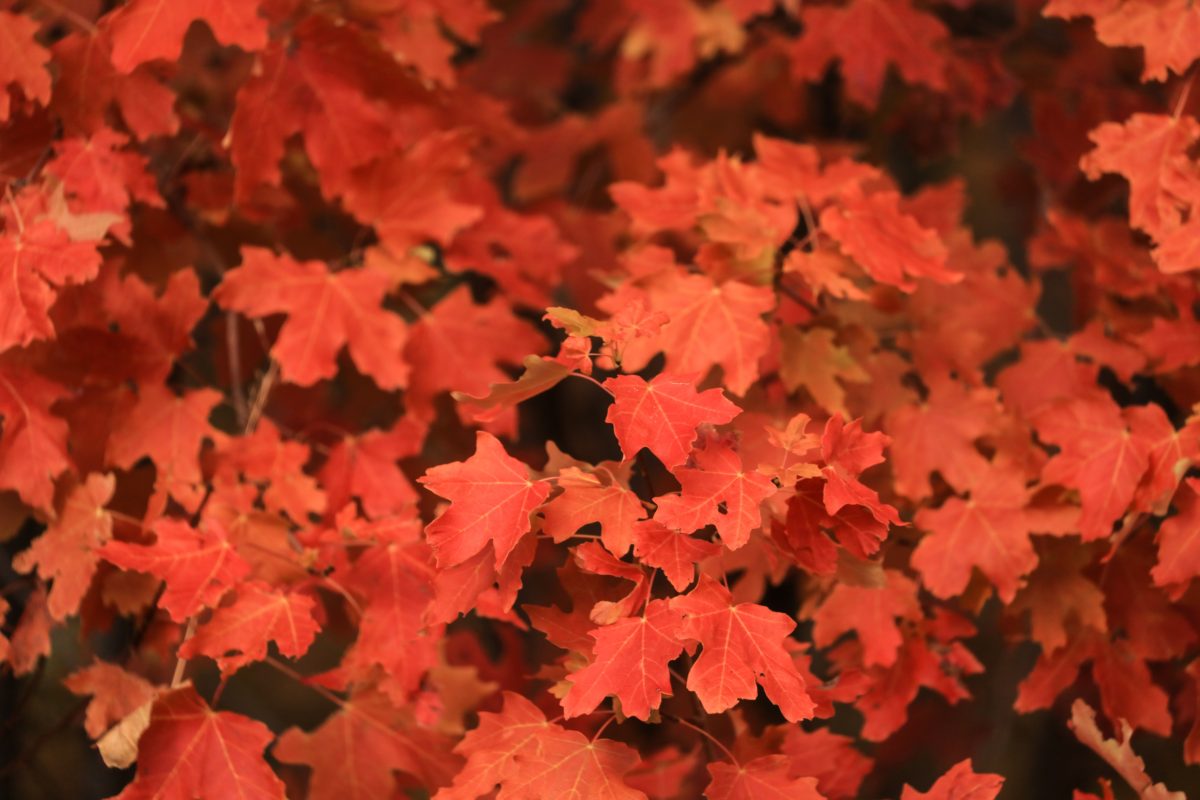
319 421 425 520
573 542 652 625
604 374 741 468
100 518 251 622
454 356 572 423
780 728 873 800
1015 634 1173 737
105 384 223 512
95 267 209 384
64 659 158 740
46 129 162 219
884 377 1000 501
647 274 775 395
654 436 775 550
0 361 71 512
672 575 814 721
542 464 646 556
790 0 948 107
1080 113 1200 253
0 218 103 352
275 690 462 799
779 327 868 418
1033 394 1152 540
405 286 545 426
13 473 115 619
342 130 482 260
114 686 285 800
438 691 648 800
1046 0 1200 82
216 419 326 523
819 415 901 530
7 584 51 675
102 0 270 74
849 628 983 742
1151 477 1200 587
0 11 52 121
1009 540 1108 654
704 756 825 800
912 470 1039 602
820 190 959 290
561 599 686 720
214 247 408 389
335 524 441 701
50 32 179 140
812 571 921 668
420 431 551 569
178 583 320 675
900 759 1004 800
632 519 722 592
1068 699 1186 800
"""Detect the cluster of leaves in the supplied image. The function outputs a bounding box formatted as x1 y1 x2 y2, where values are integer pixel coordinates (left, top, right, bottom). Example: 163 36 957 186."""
2 0 1200 797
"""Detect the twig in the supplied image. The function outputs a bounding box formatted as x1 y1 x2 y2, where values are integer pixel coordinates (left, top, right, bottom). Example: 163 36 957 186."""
245 360 279 433
663 714 739 765
264 656 347 710
33 0 98 34
171 617 198 687
226 312 248 428
566 371 613 396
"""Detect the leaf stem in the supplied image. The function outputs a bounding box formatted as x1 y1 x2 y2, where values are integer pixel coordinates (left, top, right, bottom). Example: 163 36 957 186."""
663 714 739 766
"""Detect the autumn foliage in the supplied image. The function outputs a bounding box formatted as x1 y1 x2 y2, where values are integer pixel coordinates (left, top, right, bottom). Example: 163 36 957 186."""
4 0 1200 798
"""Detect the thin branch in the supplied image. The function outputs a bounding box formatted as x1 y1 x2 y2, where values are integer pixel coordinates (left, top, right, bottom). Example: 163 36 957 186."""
663 714 739 766
171 617 198 687
33 0 98 33
566 371 613 396
226 312 248 428
590 713 618 742
265 656 348 710
245 360 279 433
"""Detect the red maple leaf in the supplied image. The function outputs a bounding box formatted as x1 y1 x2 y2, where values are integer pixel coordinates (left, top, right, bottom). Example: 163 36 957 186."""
704 756 824 800
819 191 960 291
420 431 551 569
177 583 319 675
1033 393 1153 541
790 0 948 107
1046 0 1200 81
541 464 646 556
214 247 408 389
100 518 251 622
405 285 545 427
672 576 814 721
318 420 425 520
900 759 1004 800
1152 477 1200 587
912 467 1040 602
0 361 71 512
0 11 52 121
275 690 462 799
103 0 269 74
114 686 285 800
561 599 686 721
105 384 223 513
654 436 775 550
438 691 647 799
812 570 921 668
64 659 158 740
632 519 722 592
0 218 102 352
604 374 741 468
13 473 115 620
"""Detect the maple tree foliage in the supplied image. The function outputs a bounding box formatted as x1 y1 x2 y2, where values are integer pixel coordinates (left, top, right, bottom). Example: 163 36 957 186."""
5 0 1200 798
